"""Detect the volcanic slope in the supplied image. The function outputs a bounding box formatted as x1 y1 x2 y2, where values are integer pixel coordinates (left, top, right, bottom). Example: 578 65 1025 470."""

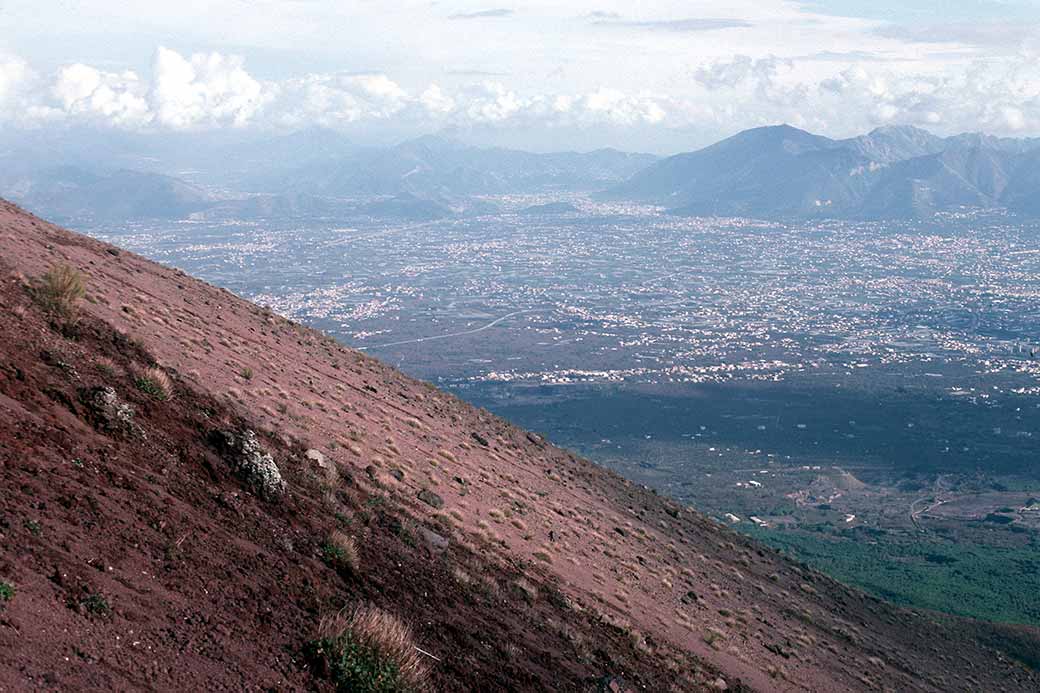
0 199 1037 692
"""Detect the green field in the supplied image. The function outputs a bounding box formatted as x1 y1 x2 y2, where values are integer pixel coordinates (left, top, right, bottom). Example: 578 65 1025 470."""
747 526 1040 626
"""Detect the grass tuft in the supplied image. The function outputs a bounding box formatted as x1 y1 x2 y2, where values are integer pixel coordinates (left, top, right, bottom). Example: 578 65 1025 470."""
134 367 172 400
36 264 86 321
309 605 428 692
322 530 360 573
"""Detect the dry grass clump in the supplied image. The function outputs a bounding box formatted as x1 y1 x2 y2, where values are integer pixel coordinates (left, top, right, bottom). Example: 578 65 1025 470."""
702 626 727 650
404 416 425 429
36 264 86 320
134 366 173 400
312 605 428 692
94 356 120 379
322 530 360 573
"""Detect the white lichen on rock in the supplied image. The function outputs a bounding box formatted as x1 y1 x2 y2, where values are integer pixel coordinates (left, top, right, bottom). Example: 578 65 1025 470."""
212 428 286 500
83 386 139 437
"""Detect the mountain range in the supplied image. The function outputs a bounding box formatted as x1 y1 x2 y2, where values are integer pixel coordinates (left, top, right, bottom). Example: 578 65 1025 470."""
0 130 657 223
3 125 1040 223
0 166 213 223
607 124 1040 219
258 134 659 197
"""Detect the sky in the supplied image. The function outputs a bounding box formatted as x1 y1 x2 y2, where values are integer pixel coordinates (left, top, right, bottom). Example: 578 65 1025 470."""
1 1 1040 153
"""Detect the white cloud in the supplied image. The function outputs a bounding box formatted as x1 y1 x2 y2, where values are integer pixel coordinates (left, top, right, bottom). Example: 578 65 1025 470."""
577 88 666 125
267 72 412 128
0 55 35 122
53 63 151 127
420 84 455 115
688 52 1040 138
151 46 268 129
0 56 31 103
461 81 526 123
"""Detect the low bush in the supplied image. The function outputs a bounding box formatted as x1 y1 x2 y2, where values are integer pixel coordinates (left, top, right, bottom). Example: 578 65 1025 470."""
308 605 427 692
322 531 359 573
134 367 172 400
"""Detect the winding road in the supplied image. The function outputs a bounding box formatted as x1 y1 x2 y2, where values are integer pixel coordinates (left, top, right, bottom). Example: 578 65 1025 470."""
359 309 540 350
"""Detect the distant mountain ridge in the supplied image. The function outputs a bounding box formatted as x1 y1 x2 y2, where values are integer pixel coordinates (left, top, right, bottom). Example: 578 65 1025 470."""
5 124 1040 223
0 130 657 223
0 166 212 223
261 134 660 197
606 124 1040 219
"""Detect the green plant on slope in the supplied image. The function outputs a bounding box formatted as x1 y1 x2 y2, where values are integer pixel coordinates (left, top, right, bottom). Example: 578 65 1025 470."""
308 605 427 693
134 367 171 400
83 593 110 616
322 531 359 573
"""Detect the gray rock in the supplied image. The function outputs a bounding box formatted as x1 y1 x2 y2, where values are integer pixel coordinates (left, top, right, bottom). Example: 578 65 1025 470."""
417 488 443 509
417 526 449 553
81 386 137 436
212 429 286 500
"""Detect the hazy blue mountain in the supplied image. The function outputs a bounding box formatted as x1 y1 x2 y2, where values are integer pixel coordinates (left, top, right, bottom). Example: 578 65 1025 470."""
269 135 659 196
7 124 1040 223
359 192 453 221
839 125 946 164
2 166 213 223
945 132 1040 156
856 150 996 218
607 124 1040 219
198 192 349 221
609 125 877 216
1001 148 1040 216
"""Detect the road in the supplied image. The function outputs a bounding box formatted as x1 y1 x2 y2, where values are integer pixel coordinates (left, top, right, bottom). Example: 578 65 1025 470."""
359 309 540 350
909 475 951 531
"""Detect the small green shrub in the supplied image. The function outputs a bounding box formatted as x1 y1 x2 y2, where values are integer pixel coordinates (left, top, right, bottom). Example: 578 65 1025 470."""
322 531 359 573
0 582 14 601
240 367 254 380
83 593 110 616
134 368 171 400
135 377 164 399
308 606 426 693
310 635 406 692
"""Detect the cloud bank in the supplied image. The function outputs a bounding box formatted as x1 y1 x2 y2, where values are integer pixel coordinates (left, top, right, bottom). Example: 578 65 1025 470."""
3 44 1040 147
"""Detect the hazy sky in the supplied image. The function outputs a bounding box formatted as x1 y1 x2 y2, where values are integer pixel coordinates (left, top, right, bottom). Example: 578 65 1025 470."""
2 1 1039 152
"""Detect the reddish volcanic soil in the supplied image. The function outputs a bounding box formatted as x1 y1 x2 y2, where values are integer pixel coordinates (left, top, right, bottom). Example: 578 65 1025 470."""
1 198 1038 692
